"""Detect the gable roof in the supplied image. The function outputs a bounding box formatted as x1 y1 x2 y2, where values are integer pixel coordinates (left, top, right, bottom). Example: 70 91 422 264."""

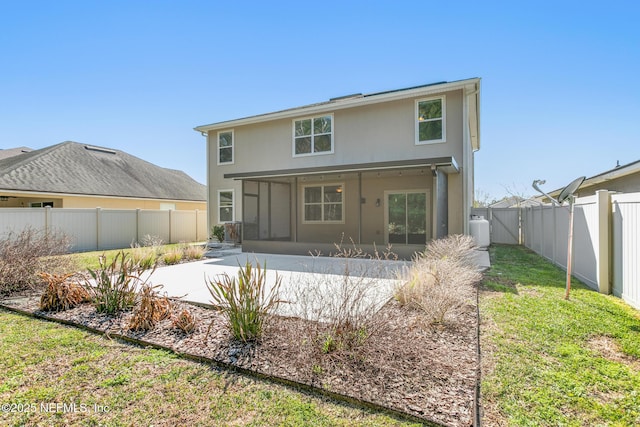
0 147 33 161
194 78 481 150
543 159 640 199
0 141 206 201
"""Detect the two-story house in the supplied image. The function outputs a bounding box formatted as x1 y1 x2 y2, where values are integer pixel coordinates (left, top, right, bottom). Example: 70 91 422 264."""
195 78 481 258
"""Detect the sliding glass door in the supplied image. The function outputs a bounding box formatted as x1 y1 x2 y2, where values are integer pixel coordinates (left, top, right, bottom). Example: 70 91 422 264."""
386 191 428 245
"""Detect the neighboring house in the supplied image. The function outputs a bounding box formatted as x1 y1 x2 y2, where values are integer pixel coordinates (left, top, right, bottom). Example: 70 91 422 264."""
541 159 640 202
0 146 33 160
490 196 539 208
0 141 206 210
195 78 481 257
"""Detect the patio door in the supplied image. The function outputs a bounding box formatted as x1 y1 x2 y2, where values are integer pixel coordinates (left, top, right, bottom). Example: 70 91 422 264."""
385 191 428 245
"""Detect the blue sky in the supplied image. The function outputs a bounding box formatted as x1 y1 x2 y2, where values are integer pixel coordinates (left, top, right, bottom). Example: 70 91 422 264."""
1 1 638 201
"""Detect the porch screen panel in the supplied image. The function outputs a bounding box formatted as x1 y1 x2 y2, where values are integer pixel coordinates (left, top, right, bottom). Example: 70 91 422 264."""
243 181 259 241
270 182 291 240
259 182 269 239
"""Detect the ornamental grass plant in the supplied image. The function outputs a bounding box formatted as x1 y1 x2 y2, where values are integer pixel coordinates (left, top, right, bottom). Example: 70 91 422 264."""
206 260 284 342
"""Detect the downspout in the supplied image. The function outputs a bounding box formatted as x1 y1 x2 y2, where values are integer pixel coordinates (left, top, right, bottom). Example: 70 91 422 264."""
203 131 211 241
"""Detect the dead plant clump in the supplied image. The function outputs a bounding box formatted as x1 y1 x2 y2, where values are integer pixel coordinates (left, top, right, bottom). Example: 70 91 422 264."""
172 308 198 334
38 272 90 312
396 234 482 325
182 244 205 261
292 243 397 357
128 283 173 331
0 227 74 296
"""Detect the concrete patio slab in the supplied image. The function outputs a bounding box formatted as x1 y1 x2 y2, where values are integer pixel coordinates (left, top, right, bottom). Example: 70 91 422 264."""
145 251 408 319
141 247 491 320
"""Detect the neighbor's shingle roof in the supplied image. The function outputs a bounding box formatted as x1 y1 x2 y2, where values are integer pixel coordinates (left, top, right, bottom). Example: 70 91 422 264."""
0 141 206 201
0 146 33 161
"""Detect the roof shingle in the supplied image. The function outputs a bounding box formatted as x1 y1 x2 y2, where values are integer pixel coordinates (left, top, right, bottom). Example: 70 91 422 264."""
0 141 205 201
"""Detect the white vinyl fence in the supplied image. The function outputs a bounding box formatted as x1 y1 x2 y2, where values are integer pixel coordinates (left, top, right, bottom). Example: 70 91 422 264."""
0 207 208 252
474 190 640 310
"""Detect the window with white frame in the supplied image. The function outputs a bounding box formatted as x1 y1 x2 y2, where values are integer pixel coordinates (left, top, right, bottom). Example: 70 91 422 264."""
293 115 333 156
218 190 234 222
416 96 445 144
217 130 234 164
303 184 343 222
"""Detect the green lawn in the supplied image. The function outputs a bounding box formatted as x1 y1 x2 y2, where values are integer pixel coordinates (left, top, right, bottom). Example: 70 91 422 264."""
60 243 188 272
481 245 640 426
0 309 418 427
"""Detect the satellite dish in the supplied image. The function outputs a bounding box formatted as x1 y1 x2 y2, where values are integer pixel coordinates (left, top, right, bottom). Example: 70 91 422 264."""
557 176 585 204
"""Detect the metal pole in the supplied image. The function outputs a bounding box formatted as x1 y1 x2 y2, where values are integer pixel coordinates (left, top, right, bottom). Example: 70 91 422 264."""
565 196 575 300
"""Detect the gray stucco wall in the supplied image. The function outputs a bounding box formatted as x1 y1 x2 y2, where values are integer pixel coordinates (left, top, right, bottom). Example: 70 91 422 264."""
207 87 467 237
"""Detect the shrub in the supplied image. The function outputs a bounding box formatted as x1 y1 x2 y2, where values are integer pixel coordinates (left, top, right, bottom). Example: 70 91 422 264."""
172 308 197 334
127 283 172 331
140 234 164 248
39 272 90 312
293 241 395 355
205 260 284 342
129 246 157 270
85 251 149 314
422 234 477 267
395 234 482 324
0 227 74 296
331 233 398 260
162 250 183 265
211 225 225 243
182 244 205 261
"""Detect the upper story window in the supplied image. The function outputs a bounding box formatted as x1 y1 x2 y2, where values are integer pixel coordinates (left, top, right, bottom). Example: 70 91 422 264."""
217 130 234 164
293 114 333 156
416 96 445 144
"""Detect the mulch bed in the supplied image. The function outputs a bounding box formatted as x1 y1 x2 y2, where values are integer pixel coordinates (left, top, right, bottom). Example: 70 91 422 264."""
1 290 479 427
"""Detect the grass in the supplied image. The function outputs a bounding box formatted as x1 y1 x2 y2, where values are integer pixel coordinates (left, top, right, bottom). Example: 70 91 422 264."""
481 244 640 426
0 309 419 426
60 243 195 271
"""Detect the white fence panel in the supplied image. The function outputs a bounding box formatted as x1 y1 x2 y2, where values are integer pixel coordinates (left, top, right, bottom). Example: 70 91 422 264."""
100 210 138 250
0 209 46 238
171 210 197 243
51 209 98 252
138 210 170 244
542 206 556 261
612 193 640 309
572 200 599 289
491 208 521 244
197 210 208 241
0 208 207 252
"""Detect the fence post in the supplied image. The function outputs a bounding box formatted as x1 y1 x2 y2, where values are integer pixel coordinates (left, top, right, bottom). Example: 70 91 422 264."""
168 209 173 243
136 209 141 244
96 207 101 251
195 209 199 242
44 206 52 235
596 190 612 294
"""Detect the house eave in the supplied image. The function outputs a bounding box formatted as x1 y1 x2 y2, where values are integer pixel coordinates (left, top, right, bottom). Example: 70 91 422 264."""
195 78 481 134
223 157 459 180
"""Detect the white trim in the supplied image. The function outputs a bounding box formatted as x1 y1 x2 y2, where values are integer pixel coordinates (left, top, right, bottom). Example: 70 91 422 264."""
300 182 344 224
383 189 430 245
415 96 446 145
292 114 334 158
195 78 480 133
217 129 235 165
217 189 235 223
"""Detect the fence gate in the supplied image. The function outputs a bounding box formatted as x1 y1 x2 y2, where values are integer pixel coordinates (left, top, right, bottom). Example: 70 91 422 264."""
470 207 521 245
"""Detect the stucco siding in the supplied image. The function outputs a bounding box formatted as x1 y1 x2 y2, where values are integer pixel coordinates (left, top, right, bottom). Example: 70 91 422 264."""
207 88 467 231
